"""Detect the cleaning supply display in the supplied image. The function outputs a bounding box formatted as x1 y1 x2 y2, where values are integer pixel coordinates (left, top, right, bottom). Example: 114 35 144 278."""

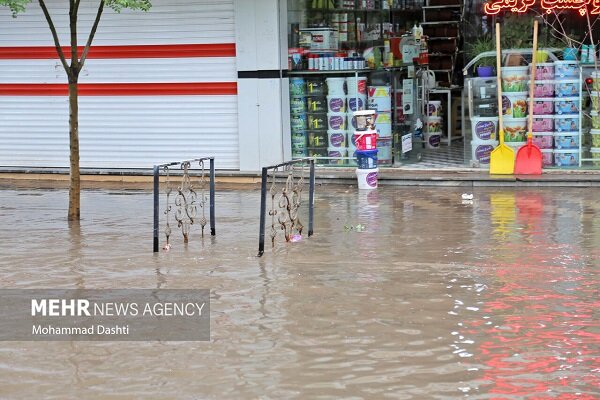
327 130 346 148
327 95 346 113
532 133 553 149
327 112 346 131
501 66 529 92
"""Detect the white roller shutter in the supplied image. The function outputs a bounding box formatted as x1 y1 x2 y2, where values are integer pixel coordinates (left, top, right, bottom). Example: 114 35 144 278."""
0 0 239 169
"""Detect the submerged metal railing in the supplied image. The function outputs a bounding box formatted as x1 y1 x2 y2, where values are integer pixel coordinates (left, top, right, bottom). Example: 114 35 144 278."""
258 158 315 257
153 157 215 252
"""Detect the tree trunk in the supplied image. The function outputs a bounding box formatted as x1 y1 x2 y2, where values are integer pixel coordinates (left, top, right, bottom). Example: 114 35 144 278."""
68 76 80 221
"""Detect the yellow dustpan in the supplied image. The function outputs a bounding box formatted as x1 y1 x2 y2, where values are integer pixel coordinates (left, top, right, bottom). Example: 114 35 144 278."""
490 23 515 175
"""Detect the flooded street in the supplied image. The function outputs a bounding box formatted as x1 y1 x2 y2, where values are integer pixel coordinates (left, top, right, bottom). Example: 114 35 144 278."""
0 184 598 399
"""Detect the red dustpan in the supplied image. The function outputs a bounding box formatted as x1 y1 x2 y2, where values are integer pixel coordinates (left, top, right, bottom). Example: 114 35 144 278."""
515 20 542 175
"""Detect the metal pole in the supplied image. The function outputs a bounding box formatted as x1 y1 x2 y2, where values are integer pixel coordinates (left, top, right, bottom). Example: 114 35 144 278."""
308 159 315 237
209 158 216 236
258 167 268 257
153 165 160 253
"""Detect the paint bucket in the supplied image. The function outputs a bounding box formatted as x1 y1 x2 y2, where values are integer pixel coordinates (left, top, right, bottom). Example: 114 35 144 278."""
426 100 442 117
532 98 554 115
425 116 443 133
354 130 378 151
501 66 529 92
541 149 553 167
326 77 346 95
327 112 346 131
307 113 327 130
470 116 498 141
307 131 327 148
356 149 378 169
553 132 579 149
503 118 527 141
292 137 307 151
306 77 326 96
554 60 578 79
352 109 376 131
328 147 347 165
555 97 580 115
532 132 553 149
347 94 367 112
424 130 441 149
531 80 555 97
327 130 347 148
291 114 307 132
346 76 367 95
591 129 600 147
355 168 379 190
289 77 305 96
554 80 580 97
290 96 306 114
554 115 578 132
377 137 393 165
471 140 498 166
532 115 554 132
532 63 554 80
307 96 327 113
327 95 346 113
554 149 579 167
367 86 392 111
502 92 528 118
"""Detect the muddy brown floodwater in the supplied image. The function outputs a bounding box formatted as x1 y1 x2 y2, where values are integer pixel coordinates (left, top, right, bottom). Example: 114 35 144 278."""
0 185 599 399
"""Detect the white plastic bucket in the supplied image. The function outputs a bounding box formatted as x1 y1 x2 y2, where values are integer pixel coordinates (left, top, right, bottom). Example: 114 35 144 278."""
367 86 392 111
346 94 367 112
554 149 579 167
424 131 441 149
471 116 498 140
501 66 529 92
553 132 579 149
327 112 346 131
426 116 443 133
328 147 347 165
346 76 367 94
356 167 379 190
471 140 498 166
327 95 346 113
502 92 528 118
326 77 346 95
427 100 442 117
327 130 346 148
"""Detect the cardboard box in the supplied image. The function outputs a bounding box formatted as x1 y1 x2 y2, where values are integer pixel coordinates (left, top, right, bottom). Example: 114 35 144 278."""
299 28 338 51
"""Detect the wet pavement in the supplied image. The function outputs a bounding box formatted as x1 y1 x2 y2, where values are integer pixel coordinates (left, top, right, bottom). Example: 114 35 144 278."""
0 185 599 399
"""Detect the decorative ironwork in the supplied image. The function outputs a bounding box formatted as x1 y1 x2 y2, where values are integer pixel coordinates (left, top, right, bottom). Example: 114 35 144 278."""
258 158 315 256
153 157 216 252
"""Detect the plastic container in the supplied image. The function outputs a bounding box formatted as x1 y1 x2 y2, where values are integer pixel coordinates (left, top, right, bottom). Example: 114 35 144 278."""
291 136 307 151
590 147 600 166
541 149 553 167
531 115 554 132
307 113 327 130
377 137 393 165
427 100 442 117
503 118 528 141
593 71 600 91
346 76 367 95
352 109 376 131
347 94 367 112
555 97 580 115
502 92 528 118
290 96 306 114
554 149 580 167
591 111 600 129
307 147 328 158
590 91 600 111
354 130 378 151
356 149 378 169
533 98 554 115
307 96 327 113
307 131 327 148
289 77 305 96
326 77 346 96
531 80 555 97
533 63 554 80
554 132 579 149
306 77 326 96
532 132 553 149
554 115 579 132
554 61 579 79
291 114 307 132
292 149 307 159
501 66 529 92
471 140 498 166
471 116 498 141
424 130 441 149
327 112 346 131
328 147 347 165
426 116 443 133
327 130 346 148
505 141 526 152
367 86 392 111
554 80 580 97
355 167 379 190
327 95 346 113
591 129 600 147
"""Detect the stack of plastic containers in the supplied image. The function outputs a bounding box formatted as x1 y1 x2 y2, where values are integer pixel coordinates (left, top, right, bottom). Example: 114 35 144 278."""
424 100 442 149
305 77 328 159
353 110 378 189
500 66 529 153
530 62 555 167
589 72 600 166
326 77 347 165
367 85 392 164
470 77 499 166
552 61 581 167
289 77 308 159
346 76 367 166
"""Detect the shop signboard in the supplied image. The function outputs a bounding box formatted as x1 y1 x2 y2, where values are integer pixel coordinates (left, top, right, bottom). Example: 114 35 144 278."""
484 0 600 15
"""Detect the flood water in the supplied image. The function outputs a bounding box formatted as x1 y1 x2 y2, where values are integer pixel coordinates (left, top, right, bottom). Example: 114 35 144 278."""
0 184 598 399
